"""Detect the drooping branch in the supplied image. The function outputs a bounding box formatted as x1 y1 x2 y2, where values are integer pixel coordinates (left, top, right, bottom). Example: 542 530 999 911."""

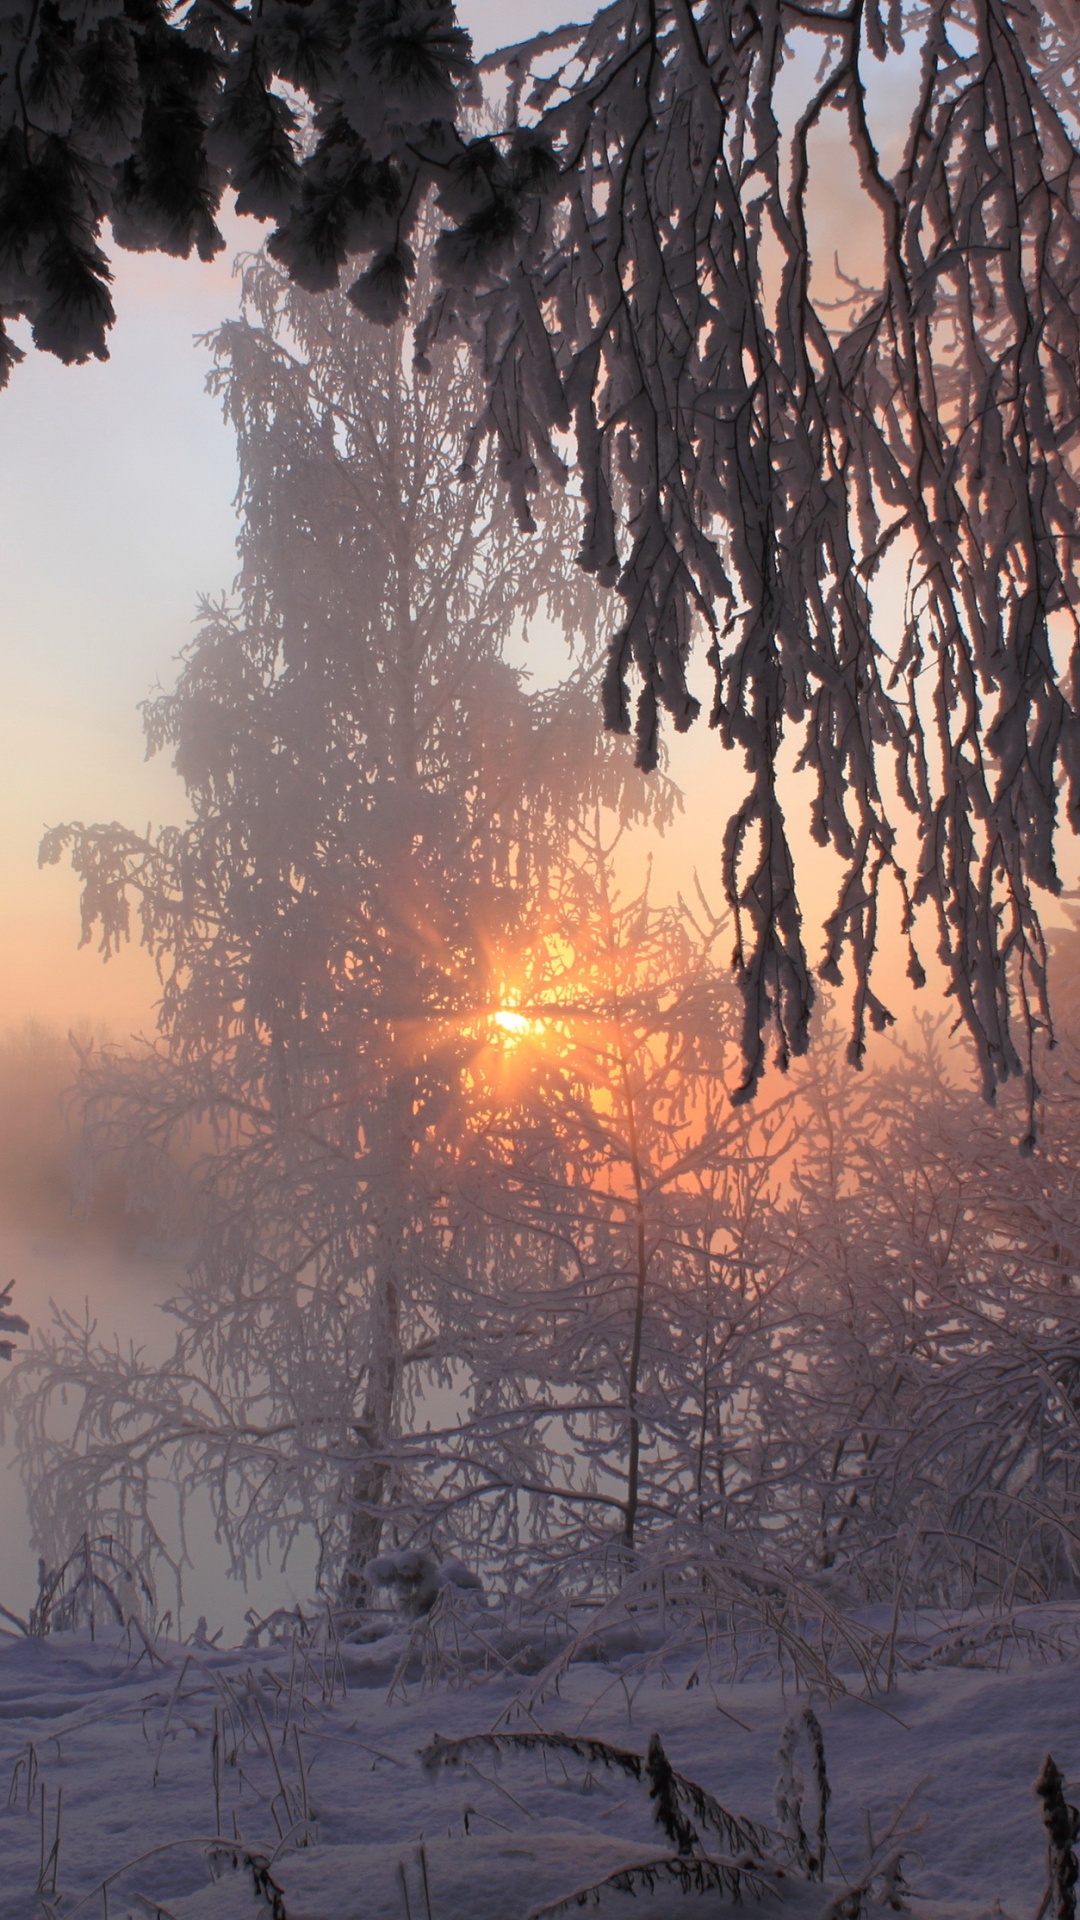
438 1 1080 1115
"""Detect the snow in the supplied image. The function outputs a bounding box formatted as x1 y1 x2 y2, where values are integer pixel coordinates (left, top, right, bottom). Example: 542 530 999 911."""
0 1615 1071 1918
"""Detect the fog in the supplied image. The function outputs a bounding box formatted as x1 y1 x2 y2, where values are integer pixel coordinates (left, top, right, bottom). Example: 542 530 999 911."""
0 1020 323 1637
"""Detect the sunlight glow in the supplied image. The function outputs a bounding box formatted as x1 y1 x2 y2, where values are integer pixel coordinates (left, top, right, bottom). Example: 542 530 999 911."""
493 1008 533 1037
490 1003 548 1052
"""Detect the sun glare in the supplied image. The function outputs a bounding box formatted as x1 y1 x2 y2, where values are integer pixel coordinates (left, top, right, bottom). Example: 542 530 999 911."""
493 1008 533 1037
491 1004 546 1052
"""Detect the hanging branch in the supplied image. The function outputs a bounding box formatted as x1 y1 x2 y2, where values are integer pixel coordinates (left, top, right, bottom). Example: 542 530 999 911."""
437 0 1080 1119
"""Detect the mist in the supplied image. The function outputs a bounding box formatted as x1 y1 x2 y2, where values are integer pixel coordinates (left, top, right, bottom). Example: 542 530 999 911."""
0 1024 300 1637
3 5 1080 1915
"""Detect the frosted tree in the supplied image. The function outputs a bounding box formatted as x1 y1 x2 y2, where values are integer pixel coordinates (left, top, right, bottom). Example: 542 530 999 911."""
452 1 1080 1120
19 243 658 1613
768 1017 1080 1606
4 4 1079 1110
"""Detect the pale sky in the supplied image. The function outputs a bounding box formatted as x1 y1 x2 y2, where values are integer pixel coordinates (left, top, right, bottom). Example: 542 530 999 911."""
0 241 240 1031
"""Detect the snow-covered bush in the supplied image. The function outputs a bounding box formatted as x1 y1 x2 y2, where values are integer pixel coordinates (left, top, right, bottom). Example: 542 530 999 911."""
771 1023 1080 1611
0 1534 158 1639
365 1549 482 1618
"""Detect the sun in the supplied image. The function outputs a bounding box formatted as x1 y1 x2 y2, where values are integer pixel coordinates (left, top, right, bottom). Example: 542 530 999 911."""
486 976 557 1049
493 1008 534 1038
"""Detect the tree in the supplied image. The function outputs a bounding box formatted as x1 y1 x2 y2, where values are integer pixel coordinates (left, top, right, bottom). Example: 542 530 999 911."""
761 1019 1080 1607
6 3 1077 1121
456 1 1080 1124
426 821 794 1573
12 803 796 1610
23 242 657 1611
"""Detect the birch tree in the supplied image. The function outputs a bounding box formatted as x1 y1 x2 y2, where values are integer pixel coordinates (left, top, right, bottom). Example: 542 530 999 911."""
24 244 656 1610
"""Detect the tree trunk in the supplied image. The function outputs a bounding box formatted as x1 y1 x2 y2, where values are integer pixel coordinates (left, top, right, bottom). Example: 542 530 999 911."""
338 1082 411 1610
623 1181 648 1549
340 573 421 1613
595 848 650 1553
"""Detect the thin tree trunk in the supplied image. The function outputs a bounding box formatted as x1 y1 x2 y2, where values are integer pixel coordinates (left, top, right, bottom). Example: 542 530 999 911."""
623 1159 648 1549
339 1292 400 1607
695 1250 712 1530
340 543 421 1613
339 1082 411 1609
596 848 650 1551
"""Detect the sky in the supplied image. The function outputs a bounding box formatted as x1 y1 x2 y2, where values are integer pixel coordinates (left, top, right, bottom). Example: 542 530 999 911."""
0 241 239 1034
0 2 589 1043
0 1 1074 1043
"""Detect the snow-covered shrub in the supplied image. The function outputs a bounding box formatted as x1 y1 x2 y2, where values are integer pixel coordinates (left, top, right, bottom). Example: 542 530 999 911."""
771 1022 1080 1615
5 1535 160 1639
365 1550 482 1619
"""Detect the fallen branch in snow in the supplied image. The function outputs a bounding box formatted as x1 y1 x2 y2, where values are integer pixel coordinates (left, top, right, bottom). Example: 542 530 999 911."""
420 1723 779 1903
60 1834 291 1920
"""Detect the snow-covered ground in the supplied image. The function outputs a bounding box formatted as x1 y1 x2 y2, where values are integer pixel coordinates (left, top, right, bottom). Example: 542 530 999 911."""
0 1609 1074 1919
